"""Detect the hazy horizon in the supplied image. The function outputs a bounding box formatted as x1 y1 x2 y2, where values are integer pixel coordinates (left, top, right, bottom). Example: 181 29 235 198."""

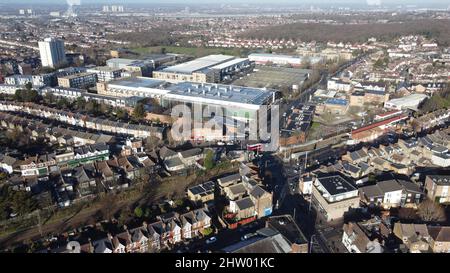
1 0 449 7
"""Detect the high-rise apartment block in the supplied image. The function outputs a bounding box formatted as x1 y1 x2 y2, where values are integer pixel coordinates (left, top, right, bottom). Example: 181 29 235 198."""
38 38 67 68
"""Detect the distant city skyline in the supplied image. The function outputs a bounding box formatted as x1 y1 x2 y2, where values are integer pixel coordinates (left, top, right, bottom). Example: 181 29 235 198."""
2 0 450 7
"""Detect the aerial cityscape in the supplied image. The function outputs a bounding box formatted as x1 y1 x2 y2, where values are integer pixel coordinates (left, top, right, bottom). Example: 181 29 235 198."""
0 0 450 259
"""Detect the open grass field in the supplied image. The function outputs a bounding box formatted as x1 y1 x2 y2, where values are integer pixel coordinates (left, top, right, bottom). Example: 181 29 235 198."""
131 46 248 58
233 66 311 89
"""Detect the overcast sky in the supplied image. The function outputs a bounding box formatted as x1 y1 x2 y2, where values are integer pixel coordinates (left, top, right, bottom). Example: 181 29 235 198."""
2 0 450 7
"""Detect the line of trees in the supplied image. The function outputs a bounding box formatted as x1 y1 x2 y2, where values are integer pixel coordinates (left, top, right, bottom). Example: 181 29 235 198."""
14 82 40 103
108 28 182 47
239 19 450 45
420 84 450 113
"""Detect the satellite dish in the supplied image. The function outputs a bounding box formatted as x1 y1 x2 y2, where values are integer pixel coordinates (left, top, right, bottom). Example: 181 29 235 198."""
66 241 81 253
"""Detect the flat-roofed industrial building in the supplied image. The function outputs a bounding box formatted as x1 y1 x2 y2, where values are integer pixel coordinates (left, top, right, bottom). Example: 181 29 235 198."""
153 54 250 83
100 77 277 121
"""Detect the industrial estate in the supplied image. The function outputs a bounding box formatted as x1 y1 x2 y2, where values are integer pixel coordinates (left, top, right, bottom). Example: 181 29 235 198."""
0 0 449 257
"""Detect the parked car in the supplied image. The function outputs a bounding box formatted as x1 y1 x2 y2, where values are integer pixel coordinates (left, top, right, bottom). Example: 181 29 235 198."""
241 233 257 241
206 237 217 244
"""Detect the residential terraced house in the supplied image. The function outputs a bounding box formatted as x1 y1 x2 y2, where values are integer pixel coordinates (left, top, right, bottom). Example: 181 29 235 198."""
425 175 450 204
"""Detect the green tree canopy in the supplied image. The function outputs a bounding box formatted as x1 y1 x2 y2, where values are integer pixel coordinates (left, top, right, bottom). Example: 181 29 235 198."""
132 103 146 120
75 97 86 110
15 89 39 103
115 108 129 120
0 186 38 220
25 82 32 91
134 206 143 218
204 150 215 170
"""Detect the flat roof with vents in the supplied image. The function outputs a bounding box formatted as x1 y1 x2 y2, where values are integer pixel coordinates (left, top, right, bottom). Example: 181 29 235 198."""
105 77 276 110
428 175 450 185
108 77 166 89
162 55 235 74
210 58 249 70
317 174 356 196
165 81 274 106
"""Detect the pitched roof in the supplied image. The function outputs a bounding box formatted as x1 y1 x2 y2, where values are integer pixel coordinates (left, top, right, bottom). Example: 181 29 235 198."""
129 227 148 242
92 238 113 253
228 183 247 195
0 154 18 166
180 211 197 226
218 173 241 185
179 148 203 159
428 226 450 242
164 156 184 168
396 223 429 239
377 180 404 193
360 184 384 199
343 222 371 252
427 175 450 185
397 180 422 194
113 231 131 247
159 146 177 159
250 185 268 199
95 161 114 177
342 162 361 174
235 197 255 210
194 208 210 222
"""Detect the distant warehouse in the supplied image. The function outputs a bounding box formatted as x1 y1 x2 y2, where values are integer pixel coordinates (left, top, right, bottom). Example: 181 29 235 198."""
153 54 250 83
248 53 322 67
106 54 176 77
384 93 428 111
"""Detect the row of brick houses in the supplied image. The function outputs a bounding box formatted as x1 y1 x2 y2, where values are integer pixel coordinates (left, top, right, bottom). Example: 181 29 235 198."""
425 175 450 204
0 111 115 147
0 101 164 139
340 127 450 177
1 151 158 207
359 179 423 209
342 218 450 253
393 223 450 253
38 208 211 253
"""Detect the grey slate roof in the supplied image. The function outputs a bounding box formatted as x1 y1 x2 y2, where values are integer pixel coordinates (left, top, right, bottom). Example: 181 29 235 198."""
235 197 255 210
250 185 268 199
377 180 404 193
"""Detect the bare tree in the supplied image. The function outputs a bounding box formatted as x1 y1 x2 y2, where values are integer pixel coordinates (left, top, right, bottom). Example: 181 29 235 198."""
417 199 446 223
410 119 421 133
99 194 117 221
